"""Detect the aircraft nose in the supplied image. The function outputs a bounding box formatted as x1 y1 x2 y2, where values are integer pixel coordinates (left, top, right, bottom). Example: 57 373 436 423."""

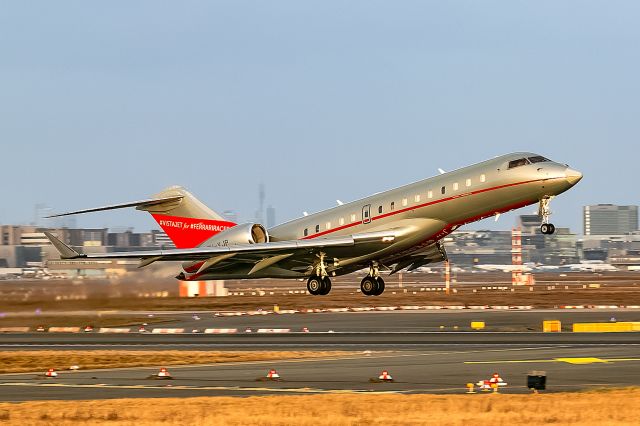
565 167 583 185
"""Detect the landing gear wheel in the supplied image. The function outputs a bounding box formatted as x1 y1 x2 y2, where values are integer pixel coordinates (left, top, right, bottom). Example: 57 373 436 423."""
538 197 556 236
373 277 385 296
360 276 377 296
307 276 322 295
319 277 332 295
540 223 556 235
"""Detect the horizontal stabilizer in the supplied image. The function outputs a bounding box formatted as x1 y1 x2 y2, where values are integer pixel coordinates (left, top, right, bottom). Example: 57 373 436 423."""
45 195 184 218
44 232 82 259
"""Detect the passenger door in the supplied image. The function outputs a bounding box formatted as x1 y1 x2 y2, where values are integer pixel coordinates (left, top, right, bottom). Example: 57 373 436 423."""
362 204 371 224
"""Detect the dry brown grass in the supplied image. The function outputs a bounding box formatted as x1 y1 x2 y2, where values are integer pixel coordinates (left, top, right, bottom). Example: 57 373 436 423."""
0 315 172 328
0 389 639 425
0 351 351 373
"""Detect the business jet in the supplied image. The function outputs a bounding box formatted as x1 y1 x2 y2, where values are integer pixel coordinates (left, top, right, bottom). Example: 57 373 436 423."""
45 152 582 296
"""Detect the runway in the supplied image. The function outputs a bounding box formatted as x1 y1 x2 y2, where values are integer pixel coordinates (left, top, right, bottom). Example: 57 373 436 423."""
5 308 638 333
1 309 638 401
1 345 639 401
166 309 639 332
0 331 639 350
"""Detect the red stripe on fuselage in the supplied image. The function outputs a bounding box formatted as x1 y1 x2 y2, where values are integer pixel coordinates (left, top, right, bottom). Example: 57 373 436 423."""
301 178 549 240
182 178 551 280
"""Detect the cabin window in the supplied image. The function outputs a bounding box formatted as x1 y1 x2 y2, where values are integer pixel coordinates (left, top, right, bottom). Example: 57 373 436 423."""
402 198 408 207
480 174 486 183
326 222 331 230
441 186 446 194
508 158 530 169
339 217 344 226
364 210 369 218
303 228 308 237
528 155 550 164
315 224 320 233
466 178 471 187
428 190 433 199
414 195 421 202
453 182 459 191
390 201 395 211
378 206 383 214
350 213 356 222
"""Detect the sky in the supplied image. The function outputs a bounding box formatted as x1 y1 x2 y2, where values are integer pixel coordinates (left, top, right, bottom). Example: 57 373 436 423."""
1 1 639 234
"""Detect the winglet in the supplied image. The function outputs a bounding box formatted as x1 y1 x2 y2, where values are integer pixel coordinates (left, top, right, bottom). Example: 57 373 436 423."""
44 232 81 259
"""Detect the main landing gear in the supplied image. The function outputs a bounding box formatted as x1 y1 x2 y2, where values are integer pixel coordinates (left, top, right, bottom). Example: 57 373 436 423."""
307 275 331 295
360 262 385 296
307 252 331 296
539 197 556 235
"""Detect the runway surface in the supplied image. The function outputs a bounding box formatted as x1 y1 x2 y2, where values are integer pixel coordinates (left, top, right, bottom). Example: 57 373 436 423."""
1 345 639 401
7 308 638 332
1 309 638 401
167 309 640 332
0 331 639 350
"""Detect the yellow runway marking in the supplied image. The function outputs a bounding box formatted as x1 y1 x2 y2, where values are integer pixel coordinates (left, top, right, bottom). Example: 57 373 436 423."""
554 357 608 364
466 357 640 365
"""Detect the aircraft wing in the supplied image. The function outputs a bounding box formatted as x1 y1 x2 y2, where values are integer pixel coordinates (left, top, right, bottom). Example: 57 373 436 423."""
44 230 399 275
45 231 358 261
389 240 447 273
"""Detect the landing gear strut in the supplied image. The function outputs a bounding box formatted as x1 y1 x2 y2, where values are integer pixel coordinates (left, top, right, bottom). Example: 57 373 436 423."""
307 252 332 295
360 262 385 296
539 197 556 235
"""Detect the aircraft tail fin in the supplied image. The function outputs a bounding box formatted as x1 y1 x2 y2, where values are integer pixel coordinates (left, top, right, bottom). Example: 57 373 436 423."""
47 186 236 249
142 186 236 248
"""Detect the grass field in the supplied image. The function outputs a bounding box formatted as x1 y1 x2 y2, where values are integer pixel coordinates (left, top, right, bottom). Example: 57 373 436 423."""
0 389 638 425
0 351 351 373
0 315 173 328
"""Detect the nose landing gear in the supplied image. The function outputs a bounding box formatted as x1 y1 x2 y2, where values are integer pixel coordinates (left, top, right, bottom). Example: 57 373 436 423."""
539 197 556 235
540 223 555 235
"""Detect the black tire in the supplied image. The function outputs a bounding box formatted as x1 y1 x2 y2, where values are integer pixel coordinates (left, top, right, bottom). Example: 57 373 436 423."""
548 223 556 234
319 277 332 295
360 277 377 296
540 224 549 235
374 277 385 295
307 276 322 295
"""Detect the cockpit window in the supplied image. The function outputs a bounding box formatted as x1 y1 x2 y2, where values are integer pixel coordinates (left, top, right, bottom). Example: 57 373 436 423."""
508 158 530 169
528 155 551 164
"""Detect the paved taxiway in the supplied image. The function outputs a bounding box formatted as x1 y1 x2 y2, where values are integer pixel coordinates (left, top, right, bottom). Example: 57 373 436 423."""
167 309 640 332
1 309 638 401
1 345 639 401
0 331 639 350
9 309 637 332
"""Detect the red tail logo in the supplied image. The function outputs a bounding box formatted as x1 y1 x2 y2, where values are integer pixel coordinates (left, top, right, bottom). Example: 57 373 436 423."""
152 214 237 248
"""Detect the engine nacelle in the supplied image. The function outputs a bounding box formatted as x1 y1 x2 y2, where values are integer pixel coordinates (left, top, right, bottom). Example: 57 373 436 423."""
200 223 268 247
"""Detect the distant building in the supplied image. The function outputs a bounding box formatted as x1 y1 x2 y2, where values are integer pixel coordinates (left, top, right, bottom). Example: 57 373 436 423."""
266 205 276 228
151 230 175 248
517 214 540 234
584 204 638 235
